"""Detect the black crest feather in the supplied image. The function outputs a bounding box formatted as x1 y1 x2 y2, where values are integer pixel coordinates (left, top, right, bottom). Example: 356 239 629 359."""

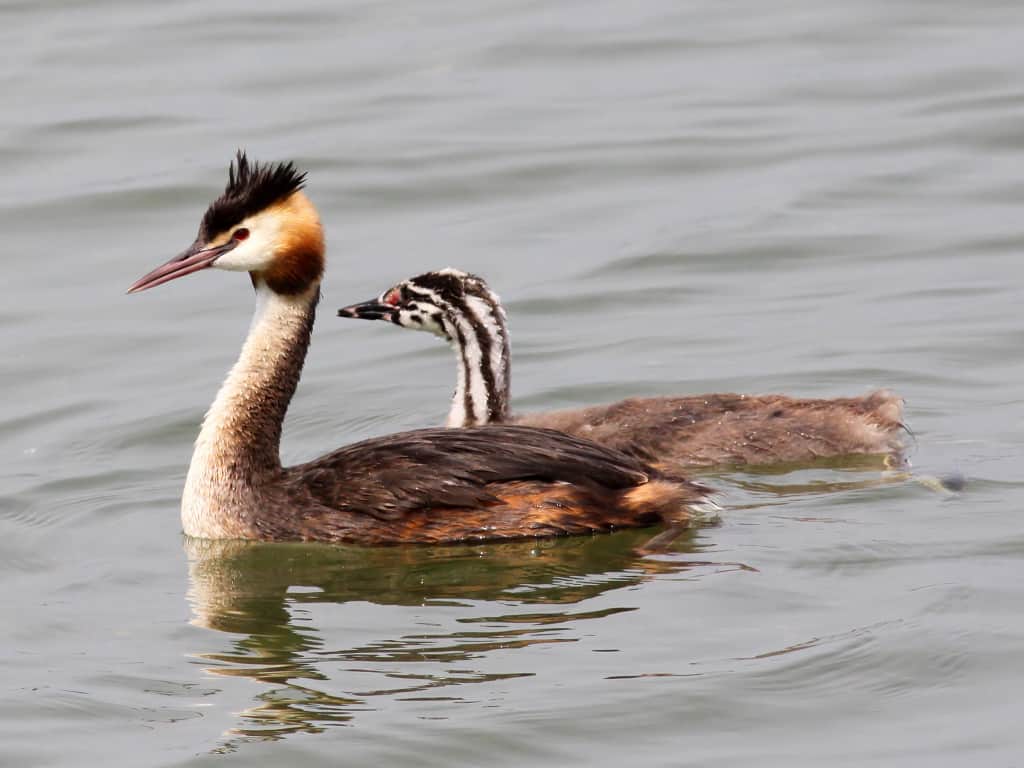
199 150 307 238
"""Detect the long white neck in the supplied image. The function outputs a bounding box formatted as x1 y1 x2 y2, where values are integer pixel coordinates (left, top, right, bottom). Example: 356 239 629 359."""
443 293 511 428
181 281 319 538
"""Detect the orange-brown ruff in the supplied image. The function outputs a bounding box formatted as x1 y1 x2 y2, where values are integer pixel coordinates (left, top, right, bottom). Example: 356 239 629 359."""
338 269 906 470
128 153 712 544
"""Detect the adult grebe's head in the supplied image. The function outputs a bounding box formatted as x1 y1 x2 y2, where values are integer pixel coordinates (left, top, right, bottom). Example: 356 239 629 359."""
128 151 324 295
337 268 503 341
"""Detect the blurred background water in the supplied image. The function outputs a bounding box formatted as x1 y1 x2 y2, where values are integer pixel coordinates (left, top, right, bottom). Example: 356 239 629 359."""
2 1 1023 765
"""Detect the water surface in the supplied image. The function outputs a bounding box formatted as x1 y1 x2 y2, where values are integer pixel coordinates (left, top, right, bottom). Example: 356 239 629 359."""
3 1 1023 765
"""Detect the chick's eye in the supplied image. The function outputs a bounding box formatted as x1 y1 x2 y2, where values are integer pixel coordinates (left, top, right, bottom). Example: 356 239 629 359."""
383 288 402 306
232 228 250 241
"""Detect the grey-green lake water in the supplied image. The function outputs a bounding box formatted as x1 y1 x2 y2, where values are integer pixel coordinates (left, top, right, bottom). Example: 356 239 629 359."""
3 1 1023 765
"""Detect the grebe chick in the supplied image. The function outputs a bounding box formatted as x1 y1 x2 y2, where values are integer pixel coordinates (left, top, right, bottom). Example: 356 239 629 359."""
337 269 906 469
128 154 713 544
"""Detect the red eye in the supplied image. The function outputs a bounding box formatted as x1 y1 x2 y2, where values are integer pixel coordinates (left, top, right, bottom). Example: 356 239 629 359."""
383 289 402 306
232 228 250 241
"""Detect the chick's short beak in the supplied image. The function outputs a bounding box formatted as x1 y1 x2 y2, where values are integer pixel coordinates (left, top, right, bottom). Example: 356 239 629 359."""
337 298 399 322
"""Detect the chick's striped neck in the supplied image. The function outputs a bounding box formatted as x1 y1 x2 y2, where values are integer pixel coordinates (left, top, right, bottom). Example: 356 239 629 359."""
424 285 509 427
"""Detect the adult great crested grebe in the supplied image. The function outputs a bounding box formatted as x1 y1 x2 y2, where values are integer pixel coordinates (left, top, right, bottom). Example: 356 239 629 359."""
128 153 714 545
337 269 906 469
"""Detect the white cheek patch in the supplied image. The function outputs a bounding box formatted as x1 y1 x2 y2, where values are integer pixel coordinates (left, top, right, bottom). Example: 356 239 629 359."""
399 303 447 338
420 316 446 335
212 215 279 272
397 309 425 330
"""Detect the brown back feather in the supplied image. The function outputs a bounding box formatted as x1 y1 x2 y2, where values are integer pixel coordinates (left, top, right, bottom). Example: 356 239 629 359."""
236 425 709 544
517 391 905 469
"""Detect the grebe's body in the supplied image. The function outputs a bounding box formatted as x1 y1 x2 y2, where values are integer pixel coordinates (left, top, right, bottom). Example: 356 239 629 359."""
130 155 711 544
338 270 905 469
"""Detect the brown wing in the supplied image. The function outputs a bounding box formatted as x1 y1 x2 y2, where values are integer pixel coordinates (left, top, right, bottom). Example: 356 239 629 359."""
289 425 654 521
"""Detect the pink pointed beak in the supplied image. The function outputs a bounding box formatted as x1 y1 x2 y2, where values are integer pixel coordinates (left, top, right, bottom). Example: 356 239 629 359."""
127 240 238 294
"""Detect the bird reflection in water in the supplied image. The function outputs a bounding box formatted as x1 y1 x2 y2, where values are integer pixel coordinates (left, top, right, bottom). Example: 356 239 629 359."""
184 529 746 745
